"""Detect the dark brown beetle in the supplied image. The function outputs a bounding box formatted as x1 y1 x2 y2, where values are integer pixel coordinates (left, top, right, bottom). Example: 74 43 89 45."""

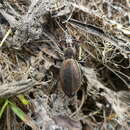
59 47 81 97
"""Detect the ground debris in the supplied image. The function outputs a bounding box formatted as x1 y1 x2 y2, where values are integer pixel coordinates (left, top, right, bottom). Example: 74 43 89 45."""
0 0 130 130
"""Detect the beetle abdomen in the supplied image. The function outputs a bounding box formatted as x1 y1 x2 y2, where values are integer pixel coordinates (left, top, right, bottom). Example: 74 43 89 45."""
60 59 81 97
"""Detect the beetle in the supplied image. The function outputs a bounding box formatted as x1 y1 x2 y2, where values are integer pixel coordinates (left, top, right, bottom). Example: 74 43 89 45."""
59 46 81 97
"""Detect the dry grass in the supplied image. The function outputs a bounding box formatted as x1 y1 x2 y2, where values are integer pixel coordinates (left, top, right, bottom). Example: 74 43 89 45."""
0 0 130 130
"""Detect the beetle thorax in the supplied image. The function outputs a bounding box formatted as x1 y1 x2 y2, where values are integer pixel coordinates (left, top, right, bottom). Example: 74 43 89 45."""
64 47 76 59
